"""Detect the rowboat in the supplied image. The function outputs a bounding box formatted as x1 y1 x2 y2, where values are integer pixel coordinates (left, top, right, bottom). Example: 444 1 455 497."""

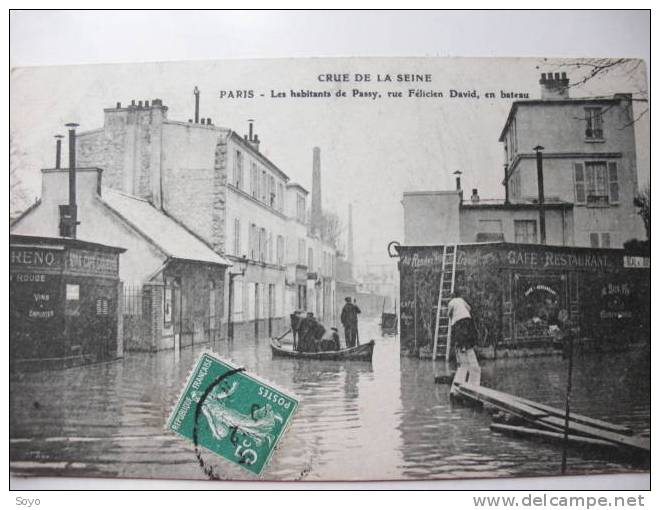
270 338 375 362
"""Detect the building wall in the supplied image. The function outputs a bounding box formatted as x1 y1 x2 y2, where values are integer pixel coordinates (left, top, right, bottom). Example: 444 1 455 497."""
402 191 461 245
77 102 167 205
459 207 573 246
161 122 228 244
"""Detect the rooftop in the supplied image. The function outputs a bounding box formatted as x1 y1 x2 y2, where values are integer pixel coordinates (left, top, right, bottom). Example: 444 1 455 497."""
101 188 230 266
461 197 573 209
498 94 632 141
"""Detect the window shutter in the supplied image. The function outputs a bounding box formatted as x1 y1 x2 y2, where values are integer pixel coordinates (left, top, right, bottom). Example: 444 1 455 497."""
601 233 611 248
574 163 586 204
608 162 619 204
589 233 599 248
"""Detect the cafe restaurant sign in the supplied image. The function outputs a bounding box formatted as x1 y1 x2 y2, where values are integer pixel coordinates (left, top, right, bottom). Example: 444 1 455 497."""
456 244 617 271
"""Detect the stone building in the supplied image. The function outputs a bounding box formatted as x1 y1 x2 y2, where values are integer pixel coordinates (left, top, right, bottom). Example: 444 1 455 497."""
71 96 337 341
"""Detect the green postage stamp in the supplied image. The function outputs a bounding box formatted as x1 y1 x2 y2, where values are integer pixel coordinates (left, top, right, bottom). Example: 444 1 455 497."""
166 352 299 476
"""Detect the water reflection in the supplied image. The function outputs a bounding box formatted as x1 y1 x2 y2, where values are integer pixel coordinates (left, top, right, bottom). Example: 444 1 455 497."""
10 319 649 480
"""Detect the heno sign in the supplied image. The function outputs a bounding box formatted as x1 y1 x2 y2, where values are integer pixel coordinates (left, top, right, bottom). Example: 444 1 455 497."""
10 247 63 269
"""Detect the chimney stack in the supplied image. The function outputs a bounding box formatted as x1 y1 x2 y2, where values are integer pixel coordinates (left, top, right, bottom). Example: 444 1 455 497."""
453 170 462 191
471 188 480 203
539 71 569 100
61 123 80 238
194 86 200 123
246 120 260 151
311 147 323 236
54 134 64 169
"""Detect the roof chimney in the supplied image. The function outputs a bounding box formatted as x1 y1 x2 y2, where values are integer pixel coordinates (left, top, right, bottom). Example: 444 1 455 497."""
59 123 80 238
471 188 480 203
453 170 462 191
246 120 260 151
540 71 569 100
54 134 64 169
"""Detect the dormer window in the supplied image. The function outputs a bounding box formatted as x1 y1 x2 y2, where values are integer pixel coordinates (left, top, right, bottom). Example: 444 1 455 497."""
585 107 604 140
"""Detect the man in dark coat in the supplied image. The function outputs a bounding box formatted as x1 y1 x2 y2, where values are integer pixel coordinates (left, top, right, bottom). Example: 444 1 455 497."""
340 297 361 348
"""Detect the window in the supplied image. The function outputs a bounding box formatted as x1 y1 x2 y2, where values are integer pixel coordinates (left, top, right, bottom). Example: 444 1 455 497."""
590 232 611 248
259 228 267 262
511 117 518 154
476 219 504 242
575 162 617 206
232 277 243 320
66 284 80 300
276 235 284 265
164 284 173 325
308 247 314 270
233 218 241 255
269 175 276 207
296 194 306 222
261 170 268 202
268 232 273 263
298 239 306 265
234 150 244 189
509 171 521 199
96 298 109 316
249 223 257 259
277 183 284 211
250 163 258 198
514 220 538 244
608 162 619 204
585 107 603 139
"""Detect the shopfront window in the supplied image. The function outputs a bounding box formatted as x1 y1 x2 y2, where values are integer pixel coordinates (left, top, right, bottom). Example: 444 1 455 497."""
514 273 566 341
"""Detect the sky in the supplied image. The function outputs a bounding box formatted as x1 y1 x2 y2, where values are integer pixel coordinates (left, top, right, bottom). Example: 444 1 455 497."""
10 57 649 267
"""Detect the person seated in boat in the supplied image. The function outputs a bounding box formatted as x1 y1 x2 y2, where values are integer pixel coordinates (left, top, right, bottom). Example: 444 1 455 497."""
319 327 341 352
298 313 326 353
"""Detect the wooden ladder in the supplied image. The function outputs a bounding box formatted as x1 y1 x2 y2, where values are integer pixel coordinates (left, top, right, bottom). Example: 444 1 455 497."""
432 245 458 360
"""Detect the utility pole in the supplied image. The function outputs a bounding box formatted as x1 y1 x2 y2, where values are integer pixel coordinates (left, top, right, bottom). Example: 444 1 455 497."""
534 145 546 244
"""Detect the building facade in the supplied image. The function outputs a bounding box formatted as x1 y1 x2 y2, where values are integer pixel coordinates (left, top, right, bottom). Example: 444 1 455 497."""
500 73 645 248
72 97 338 341
402 73 645 249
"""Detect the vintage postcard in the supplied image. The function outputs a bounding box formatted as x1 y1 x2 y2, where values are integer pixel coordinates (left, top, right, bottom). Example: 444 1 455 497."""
10 55 649 482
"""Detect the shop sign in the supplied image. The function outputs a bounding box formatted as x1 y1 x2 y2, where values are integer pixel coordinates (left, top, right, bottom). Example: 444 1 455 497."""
67 249 118 277
506 249 610 270
10 246 63 271
623 255 650 268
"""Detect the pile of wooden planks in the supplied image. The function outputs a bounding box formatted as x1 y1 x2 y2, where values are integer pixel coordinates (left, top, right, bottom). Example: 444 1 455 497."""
447 349 650 458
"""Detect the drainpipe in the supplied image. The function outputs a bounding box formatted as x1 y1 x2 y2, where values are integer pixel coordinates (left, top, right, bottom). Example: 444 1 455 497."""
534 145 546 244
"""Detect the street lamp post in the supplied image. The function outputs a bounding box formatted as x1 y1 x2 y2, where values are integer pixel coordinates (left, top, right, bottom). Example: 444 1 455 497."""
534 145 547 244
227 255 248 341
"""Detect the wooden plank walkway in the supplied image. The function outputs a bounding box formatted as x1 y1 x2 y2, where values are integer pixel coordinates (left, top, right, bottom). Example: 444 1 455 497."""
449 348 649 457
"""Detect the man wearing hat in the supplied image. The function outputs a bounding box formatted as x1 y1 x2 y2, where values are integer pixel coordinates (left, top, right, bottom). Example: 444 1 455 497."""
341 297 361 348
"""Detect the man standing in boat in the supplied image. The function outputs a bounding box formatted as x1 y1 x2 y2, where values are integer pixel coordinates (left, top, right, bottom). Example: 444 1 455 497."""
341 296 361 348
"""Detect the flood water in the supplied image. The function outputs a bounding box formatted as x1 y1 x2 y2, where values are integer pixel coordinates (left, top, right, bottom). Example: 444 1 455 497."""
10 318 650 481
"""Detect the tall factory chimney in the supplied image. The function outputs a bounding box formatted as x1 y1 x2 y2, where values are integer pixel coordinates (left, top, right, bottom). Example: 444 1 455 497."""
311 147 323 236
193 86 200 124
